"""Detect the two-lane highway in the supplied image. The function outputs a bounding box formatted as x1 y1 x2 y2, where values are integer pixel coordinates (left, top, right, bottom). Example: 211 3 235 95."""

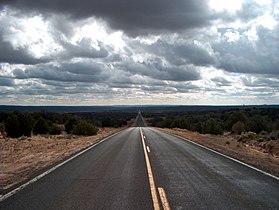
1 113 279 209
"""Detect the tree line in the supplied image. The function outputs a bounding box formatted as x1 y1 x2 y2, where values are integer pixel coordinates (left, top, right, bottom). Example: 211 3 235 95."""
146 108 279 135
0 111 132 138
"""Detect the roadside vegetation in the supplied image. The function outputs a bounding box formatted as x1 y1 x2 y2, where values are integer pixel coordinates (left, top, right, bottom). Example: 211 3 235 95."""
0 111 133 138
146 107 279 137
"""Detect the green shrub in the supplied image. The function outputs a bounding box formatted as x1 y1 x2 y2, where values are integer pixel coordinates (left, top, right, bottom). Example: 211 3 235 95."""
72 120 98 136
246 116 269 133
33 117 50 135
49 124 62 135
0 122 5 133
194 122 203 133
5 114 20 137
65 118 78 134
231 121 245 134
4 112 34 137
203 118 224 135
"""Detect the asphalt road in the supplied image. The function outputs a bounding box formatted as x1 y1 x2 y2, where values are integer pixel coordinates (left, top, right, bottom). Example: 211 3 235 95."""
1 113 279 209
143 127 279 209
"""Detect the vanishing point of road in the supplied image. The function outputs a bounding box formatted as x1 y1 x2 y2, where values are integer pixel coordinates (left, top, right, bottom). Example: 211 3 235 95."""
1 113 279 209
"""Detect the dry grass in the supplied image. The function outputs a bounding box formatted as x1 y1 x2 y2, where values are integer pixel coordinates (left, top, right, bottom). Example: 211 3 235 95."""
159 128 279 177
0 127 123 191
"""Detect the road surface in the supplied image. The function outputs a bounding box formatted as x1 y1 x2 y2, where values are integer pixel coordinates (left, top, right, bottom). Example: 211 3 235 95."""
1 113 279 209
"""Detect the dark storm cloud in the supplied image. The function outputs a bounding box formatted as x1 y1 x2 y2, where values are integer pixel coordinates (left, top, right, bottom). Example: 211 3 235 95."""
0 39 50 64
171 43 216 66
1 0 213 36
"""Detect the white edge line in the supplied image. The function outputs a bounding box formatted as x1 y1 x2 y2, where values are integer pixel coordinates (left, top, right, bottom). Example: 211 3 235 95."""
158 129 279 181
0 130 123 202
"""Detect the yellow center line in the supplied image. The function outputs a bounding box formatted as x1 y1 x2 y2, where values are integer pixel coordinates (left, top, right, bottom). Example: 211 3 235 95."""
158 187 171 210
140 128 160 210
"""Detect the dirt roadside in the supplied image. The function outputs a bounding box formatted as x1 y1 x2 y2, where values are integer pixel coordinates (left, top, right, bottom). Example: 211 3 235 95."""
0 127 124 192
159 128 279 177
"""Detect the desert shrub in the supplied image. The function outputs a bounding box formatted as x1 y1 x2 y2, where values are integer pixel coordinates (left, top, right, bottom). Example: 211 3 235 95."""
101 117 111 127
273 120 279 130
5 112 34 137
72 120 98 136
231 121 245 134
163 118 175 128
259 131 268 136
246 116 270 133
65 118 78 134
203 118 224 135
101 117 126 128
33 117 50 135
225 111 246 130
239 131 257 142
18 113 34 137
194 122 203 133
174 117 191 130
0 122 6 138
0 122 5 133
49 124 62 135
5 113 20 137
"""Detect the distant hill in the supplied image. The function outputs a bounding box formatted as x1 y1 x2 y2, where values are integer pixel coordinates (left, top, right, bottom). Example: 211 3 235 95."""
0 105 278 113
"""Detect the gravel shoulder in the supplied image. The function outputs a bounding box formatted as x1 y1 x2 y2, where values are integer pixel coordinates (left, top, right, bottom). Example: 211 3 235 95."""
0 127 123 192
160 128 279 177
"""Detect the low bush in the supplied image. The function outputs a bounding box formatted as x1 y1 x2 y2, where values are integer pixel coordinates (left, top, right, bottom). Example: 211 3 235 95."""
72 120 98 136
33 117 50 135
203 118 224 135
231 121 245 135
49 124 62 135
65 118 78 134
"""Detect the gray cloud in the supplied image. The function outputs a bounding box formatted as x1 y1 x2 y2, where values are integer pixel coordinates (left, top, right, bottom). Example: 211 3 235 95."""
213 25 279 75
211 77 231 87
119 59 201 82
13 62 110 83
0 39 51 65
237 1 265 21
1 0 214 36
242 77 279 88
0 76 15 86
60 38 109 59
135 39 217 67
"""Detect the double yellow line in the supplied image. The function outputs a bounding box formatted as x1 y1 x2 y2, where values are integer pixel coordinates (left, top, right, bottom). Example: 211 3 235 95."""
140 128 171 210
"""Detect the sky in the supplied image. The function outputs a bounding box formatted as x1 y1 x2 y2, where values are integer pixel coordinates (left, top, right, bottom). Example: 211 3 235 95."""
0 0 278 105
